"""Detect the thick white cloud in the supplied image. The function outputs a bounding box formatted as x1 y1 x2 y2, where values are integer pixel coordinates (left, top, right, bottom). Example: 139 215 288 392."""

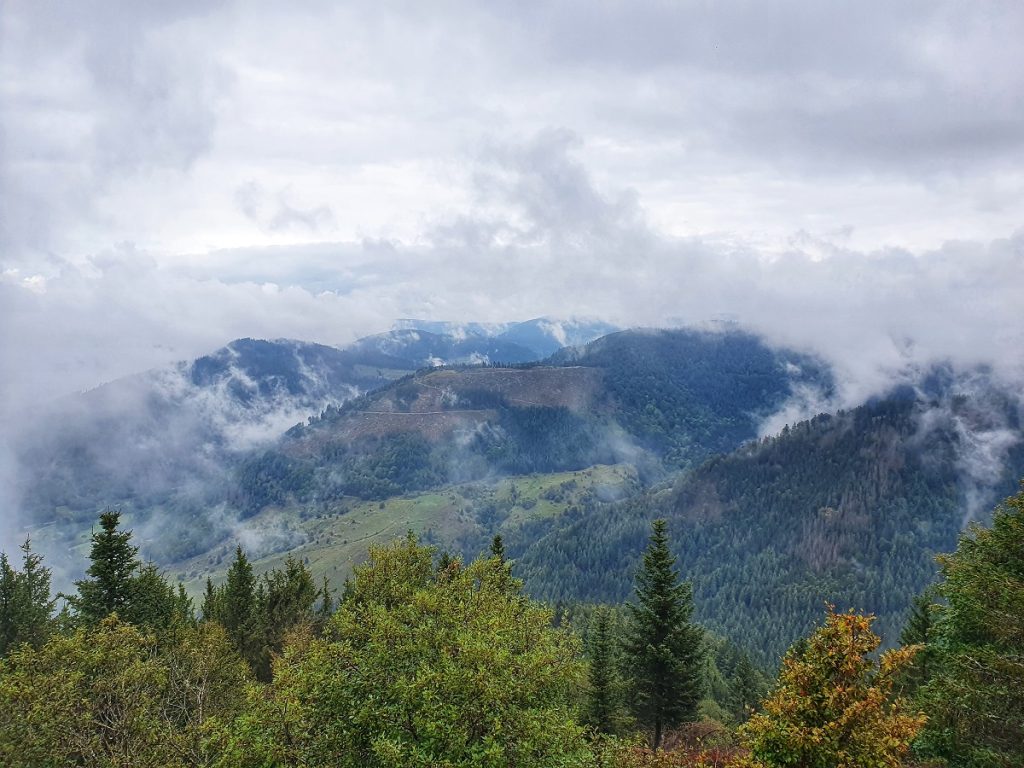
1 2 1022 427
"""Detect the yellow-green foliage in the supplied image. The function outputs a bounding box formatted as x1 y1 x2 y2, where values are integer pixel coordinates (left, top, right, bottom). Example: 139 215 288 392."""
0 617 250 768
216 536 589 767
739 609 924 768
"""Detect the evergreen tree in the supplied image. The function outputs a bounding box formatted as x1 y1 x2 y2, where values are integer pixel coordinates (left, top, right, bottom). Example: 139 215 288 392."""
315 574 333 625
624 519 703 749
0 539 55 655
916 486 1024 765
898 589 935 694
586 606 620 733
727 651 765 723
126 562 186 632
252 554 318 680
490 534 506 561
217 546 257 665
69 510 139 624
200 577 221 621
436 550 454 573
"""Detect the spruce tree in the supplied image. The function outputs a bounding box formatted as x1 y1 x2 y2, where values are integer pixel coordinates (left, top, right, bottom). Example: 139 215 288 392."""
625 519 703 749
586 606 620 734
253 554 318 680
200 577 222 622
489 534 505 561
71 510 140 624
727 652 764 722
220 546 256 658
916 486 1024 765
898 589 935 694
0 539 55 655
316 575 333 622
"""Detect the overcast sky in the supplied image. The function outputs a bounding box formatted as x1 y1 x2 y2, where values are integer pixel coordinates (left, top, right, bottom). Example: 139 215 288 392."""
2 0 1023 408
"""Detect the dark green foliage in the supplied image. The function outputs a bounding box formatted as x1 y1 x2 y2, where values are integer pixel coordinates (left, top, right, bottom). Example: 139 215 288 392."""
916 486 1024 766
472 406 604 474
514 398 1009 661
489 534 505 561
898 589 936 694
0 539 54 656
586 606 623 734
203 548 322 680
625 520 704 749
69 510 139 624
128 562 193 633
559 329 829 468
235 451 315 515
724 650 767 723
251 554 318 680
323 433 447 499
66 511 192 635
203 546 258 668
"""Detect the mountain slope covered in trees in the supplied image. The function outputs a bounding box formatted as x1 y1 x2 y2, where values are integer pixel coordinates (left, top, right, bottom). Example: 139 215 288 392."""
514 392 1024 660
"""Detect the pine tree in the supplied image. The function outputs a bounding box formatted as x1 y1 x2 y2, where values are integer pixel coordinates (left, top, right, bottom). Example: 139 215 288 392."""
200 577 221 621
252 554 318 680
586 606 620 734
625 519 703 749
316 574 333 623
489 534 505 561
0 539 55 655
70 511 140 624
916 486 1024 765
727 652 764 722
219 546 256 662
898 589 935 694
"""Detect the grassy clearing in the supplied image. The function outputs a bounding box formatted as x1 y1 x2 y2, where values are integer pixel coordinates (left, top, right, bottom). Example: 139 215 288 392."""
171 463 638 598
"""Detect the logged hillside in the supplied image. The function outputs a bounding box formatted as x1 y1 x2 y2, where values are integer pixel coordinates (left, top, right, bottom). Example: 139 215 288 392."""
231 329 827 515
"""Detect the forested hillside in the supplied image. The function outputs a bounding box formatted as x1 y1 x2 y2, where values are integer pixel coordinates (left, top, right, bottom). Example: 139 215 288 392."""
515 395 1024 660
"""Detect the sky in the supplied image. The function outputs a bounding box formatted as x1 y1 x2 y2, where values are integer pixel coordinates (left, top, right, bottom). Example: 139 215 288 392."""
2 0 1024 410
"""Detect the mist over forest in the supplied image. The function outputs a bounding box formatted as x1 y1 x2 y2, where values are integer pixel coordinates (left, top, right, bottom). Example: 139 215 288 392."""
2 2 1023 765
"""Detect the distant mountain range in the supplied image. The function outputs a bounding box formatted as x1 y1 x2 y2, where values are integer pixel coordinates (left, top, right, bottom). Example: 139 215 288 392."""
392 317 620 358
9 319 1023 661
12 318 619 534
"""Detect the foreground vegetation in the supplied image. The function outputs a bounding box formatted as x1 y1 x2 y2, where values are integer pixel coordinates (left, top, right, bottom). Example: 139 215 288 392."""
1 484 1022 766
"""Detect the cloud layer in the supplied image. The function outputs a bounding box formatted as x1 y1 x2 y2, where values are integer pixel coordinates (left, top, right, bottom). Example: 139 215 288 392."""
2 2 1023 492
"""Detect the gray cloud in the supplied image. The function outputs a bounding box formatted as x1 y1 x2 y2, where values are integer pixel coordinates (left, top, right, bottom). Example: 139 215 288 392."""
2 1 1024 550
235 182 337 233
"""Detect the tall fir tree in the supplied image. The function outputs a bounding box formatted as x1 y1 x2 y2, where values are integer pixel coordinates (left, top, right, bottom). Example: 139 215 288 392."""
252 554 318 680
727 652 764 723
489 534 506 561
219 546 257 661
0 539 55 655
916 486 1024 766
625 519 703 749
586 606 620 734
70 510 140 624
898 589 936 694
